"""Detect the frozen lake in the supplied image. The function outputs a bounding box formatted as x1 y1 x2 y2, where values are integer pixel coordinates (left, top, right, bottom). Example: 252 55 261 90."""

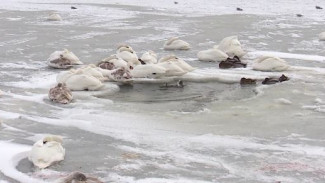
1 0 325 182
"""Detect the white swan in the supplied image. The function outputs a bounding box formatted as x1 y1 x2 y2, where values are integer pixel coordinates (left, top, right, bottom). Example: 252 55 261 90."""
116 47 139 64
65 74 104 91
79 65 107 81
49 83 73 104
319 32 325 41
252 56 290 71
140 51 158 64
47 13 62 21
56 69 77 83
159 55 195 72
157 61 187 76
57 70 104 91
163 37 190 50
98 54 127 70
130 64 166 78
47 49 83 69
197 48 228 62
28 136 65 169
57 66 107 82
215 36 246 58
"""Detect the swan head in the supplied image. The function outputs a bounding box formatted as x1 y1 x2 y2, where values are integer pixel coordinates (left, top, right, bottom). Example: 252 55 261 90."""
159 55 178 62
146 50 158 59
42 135 63 144
101 54 118 62
88 64 97 68
63 49 70 54
165 37 179 45
148 50 156 55
48 13 62 21
118 47 135 53
117 44 132 50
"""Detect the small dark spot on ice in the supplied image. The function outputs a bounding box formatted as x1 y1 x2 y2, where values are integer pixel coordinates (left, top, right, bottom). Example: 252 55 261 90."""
316 6 323 9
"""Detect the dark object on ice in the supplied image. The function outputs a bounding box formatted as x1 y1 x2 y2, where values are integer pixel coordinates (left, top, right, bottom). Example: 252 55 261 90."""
316 6 323 9
262 78 279 85
296 14 303 17
278 74 289 82
72 172 87 181
48 83 73 104
71 6 77 9
174 1 178 4
262 74 289 85
240 78 256 85
160 80 184 89
61 172 103 183
236 7 243 11
138 59 146 65
219 56 246 69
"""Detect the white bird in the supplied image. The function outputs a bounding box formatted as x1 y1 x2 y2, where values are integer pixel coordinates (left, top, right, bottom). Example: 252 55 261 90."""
57 70 104 91
129 64 166 78
215 36 246 58
47 49 83 69
65 74 104 91
47 13 62 21
79 65 107 81
98 54 127 70
157 61 187 77
163 37 190 50
140 51 158 64
28 136 65 169
319 32 325 41
116 46 139 65
197 48 228 62
56 69 77 83
159 55 195 72
252 56 290 71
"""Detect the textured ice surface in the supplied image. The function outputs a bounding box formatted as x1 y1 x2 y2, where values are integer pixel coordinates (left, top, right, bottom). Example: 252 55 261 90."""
1 0 325 183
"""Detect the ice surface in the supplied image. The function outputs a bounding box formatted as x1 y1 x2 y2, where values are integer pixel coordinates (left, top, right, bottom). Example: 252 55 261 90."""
0 141 45 183
1 0 325 182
